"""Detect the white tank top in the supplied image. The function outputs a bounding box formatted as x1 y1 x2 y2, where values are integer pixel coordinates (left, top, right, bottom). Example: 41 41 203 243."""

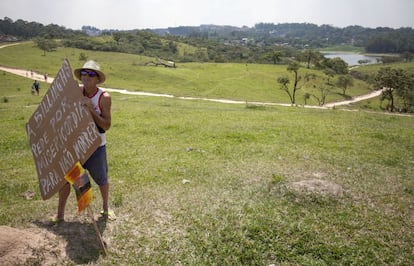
85 87 106 146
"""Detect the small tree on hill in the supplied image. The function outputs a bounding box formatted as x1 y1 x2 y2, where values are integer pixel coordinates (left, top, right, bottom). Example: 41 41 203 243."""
322 57 348 75
313 86 331 106
298 49 322 69
79 52 88 61
265 50 283 64
112 32 122 45
336 75 354 96
277 61 301 105
324 68 335 85
277 61 314 105
35 37 58 56
396 72 414 112
375 67 414 112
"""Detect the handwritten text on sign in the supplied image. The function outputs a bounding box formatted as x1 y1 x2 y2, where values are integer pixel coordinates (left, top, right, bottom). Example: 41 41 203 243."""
26 59 101 200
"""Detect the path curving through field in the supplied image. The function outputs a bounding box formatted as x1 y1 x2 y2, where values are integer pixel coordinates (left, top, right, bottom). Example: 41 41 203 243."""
0 42 384 109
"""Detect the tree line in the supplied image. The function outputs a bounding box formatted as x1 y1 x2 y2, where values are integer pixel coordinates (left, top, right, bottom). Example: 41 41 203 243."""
2 17 414 56
156 23 414 54
0 17 82 39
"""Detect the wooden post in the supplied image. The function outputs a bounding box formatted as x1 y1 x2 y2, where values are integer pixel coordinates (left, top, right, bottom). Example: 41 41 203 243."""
87 206 108 256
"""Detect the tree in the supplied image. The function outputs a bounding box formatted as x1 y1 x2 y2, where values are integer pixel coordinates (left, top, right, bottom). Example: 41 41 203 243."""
112 32 122 44
79 52 88 61
321 57 348 75
336 75 354 96
277 61 312 105
303 92 311 105
299 49 321 69
375 67 408 112
366 36 397 53
400 52 414 62
34 37 58 56
270 50 283 64
312 86 331 106
277 76 293 103
323 68 335 85
395 72 414 112
168 41 178 54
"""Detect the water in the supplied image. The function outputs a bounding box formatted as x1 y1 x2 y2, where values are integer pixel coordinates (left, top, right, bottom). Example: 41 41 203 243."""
322 52 380 66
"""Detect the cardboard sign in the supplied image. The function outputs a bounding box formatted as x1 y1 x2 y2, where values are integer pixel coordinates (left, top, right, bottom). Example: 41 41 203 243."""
26 59 101 200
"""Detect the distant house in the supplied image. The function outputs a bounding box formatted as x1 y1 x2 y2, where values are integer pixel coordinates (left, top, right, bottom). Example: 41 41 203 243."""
0 35 19 42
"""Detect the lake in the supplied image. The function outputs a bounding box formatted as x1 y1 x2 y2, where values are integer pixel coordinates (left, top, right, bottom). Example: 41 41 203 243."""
322 52 381 66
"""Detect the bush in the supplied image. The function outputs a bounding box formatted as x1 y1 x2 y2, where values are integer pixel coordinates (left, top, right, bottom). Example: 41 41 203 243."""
78 52 88 61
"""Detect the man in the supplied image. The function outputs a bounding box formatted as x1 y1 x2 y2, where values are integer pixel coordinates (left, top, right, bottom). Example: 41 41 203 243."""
33 80 40 95
56 60 115 222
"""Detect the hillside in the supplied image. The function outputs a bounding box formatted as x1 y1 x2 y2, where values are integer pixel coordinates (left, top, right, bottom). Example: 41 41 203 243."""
0 42 376 107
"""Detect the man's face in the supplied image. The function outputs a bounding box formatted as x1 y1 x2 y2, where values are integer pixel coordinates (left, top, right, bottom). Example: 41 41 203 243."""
80 69 99 88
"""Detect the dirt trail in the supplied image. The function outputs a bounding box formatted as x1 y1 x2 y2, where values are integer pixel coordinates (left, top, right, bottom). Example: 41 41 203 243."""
0 63 383 108
0 42 388 108
324 89 384 107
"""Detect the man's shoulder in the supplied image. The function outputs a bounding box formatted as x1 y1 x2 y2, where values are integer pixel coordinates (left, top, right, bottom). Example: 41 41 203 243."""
100 88 111 98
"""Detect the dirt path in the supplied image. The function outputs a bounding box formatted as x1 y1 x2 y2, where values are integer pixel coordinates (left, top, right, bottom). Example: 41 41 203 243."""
324 89 385 107
0 42 384 108
0 63 384 109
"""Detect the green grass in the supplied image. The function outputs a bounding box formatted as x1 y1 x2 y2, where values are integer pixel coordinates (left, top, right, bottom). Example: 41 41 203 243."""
354 61 414 76
0 42 375 105
1 70 413 265
1 45 413 265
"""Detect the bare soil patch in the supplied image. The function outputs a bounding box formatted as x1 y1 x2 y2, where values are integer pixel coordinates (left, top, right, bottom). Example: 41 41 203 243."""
290 179 344 197
0 215 110 265
0 226 64 265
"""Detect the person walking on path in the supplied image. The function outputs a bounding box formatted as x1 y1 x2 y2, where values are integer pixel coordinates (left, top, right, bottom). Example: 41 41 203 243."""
56 60 116 222
32 80 40 95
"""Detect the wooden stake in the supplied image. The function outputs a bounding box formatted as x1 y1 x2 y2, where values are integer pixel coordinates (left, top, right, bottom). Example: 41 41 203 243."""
87 206 108 256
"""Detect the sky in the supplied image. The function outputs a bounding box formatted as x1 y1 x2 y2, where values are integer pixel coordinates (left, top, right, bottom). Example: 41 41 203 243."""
1 0 413 30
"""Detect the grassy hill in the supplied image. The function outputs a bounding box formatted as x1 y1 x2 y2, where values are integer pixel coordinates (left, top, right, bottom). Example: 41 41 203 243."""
0 44 413 265
0 42 375 106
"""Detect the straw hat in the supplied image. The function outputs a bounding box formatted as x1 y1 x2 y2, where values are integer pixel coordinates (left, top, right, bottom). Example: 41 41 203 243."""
74 60 106 84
